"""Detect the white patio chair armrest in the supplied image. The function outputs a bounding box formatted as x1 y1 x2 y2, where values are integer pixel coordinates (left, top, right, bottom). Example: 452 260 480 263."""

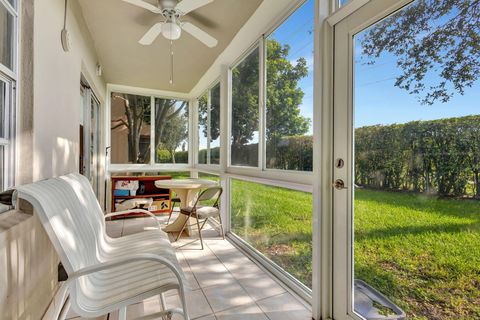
67 253 184 287
105 209 161 228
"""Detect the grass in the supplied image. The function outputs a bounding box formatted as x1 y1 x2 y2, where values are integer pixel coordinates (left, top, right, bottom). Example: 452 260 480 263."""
230 179 480 319
230 179 313 287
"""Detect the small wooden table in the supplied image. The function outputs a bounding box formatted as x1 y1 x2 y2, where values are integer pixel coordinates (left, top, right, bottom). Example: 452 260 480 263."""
155 179 218 236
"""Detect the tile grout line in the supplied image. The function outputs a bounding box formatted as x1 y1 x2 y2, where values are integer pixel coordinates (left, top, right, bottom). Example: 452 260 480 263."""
210 237 312 311
107 219 305 319
204 238 312 319
177 249 217 319
202 240 281 319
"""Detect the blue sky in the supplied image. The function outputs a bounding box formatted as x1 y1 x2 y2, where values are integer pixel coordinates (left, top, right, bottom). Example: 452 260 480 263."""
273 0 479 130
269 0 315 134
354 30 480 128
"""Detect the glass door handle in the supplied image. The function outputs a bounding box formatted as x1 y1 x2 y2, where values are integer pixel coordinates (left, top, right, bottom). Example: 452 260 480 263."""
333 179 347 190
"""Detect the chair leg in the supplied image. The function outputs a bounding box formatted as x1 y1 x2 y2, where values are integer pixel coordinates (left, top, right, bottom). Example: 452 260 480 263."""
195 217 204 250
175 215 189 242
167 202 176 225
218 213 225 240
119 306 127 320
178 287 190 320
160 292 168 320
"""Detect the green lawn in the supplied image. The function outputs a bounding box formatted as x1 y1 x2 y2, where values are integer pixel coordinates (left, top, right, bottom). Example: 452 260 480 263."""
231 179 313 287
230 179 480 319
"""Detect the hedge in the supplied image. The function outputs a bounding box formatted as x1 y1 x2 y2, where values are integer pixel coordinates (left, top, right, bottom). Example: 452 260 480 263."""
355 115 480 198
159 114 480 198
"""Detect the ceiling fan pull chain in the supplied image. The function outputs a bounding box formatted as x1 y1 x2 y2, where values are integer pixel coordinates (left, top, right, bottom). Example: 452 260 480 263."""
170 40 174 85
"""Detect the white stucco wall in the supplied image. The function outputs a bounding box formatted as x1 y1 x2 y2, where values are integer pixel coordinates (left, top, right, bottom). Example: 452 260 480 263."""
33 0 106 181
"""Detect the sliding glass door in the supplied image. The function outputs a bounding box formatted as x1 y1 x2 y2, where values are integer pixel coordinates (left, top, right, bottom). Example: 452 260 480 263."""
333 1 480 319
81 83 102 197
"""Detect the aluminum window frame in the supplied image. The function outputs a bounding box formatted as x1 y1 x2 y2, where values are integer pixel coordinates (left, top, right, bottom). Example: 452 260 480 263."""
0 0 18 77
106 84 192 172
226 173 313 303
227 0 316 181
228 42 262 170
329 1 416 319
196 78 221 169
262 0 315 174
224 0 320 307
0 0 18 192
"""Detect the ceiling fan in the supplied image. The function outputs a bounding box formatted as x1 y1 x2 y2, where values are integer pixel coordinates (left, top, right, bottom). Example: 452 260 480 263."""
122 0 218 48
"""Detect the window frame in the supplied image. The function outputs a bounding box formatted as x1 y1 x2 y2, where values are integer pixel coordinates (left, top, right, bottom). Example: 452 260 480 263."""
196 79 221 168
224 0 317 305
106 84 192 173
226 173 313 302
227 0 315 180
0 0 18 192
262 0 315 174
228 43 262 170
330 1 416 319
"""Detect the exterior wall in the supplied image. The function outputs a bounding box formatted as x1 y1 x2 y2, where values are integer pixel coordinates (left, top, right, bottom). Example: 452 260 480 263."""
0 210 59 320
33 0 106 180
0 0 106 318
110 94 151 164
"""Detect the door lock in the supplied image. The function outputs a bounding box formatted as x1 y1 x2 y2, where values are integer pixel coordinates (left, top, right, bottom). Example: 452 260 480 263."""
333 179 347 190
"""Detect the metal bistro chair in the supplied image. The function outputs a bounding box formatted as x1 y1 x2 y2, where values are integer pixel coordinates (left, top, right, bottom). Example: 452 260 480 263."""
176 186 223 249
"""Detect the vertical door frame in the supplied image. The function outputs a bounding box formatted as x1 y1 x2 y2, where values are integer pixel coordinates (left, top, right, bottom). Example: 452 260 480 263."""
81 78 103 197
329 1 414 319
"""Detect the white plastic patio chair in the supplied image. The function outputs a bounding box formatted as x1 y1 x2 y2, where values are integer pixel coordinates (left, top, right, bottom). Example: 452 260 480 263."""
14 176 190 320
60 173 172 250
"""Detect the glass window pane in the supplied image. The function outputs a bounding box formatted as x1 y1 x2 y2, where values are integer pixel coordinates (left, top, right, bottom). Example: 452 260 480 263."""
0 80 6 139
110 92 151 164
198 171 220 182
89 97 101 194
0 5 14 70
352 0 480 318
231 47 259 167
155 98 189 164
198 92 208 165
265 0 313 172
210 83 221 165
231 179 313 288
0 145 4 190
158 171 191 179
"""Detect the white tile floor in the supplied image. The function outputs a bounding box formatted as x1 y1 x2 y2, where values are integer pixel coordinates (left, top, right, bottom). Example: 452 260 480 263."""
66 213 312 320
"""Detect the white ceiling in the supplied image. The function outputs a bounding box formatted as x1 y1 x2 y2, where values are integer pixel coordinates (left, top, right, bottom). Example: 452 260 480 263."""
78 0 263 93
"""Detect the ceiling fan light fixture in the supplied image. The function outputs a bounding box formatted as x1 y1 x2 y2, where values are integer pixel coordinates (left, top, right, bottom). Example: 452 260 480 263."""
162 22 181 40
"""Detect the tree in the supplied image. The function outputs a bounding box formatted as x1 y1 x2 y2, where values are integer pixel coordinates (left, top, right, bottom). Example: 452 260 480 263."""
266 39 310 141
158 110 188 163
111 94 151 163
153 99 187 163
231 47 260 148
360 0 480 105
230 39 311 155
111 94 187 164
198 85 220 145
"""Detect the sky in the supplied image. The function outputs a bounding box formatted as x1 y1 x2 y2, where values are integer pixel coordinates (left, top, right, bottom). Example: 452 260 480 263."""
274 0 479 130
208 0 478 146
269 0 315 134
353 8 480 128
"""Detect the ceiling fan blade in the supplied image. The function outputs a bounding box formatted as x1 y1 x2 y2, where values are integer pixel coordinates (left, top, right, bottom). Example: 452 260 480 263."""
175 0 213 15
139 23 163 45
181 22 218 47
122 0 162 13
